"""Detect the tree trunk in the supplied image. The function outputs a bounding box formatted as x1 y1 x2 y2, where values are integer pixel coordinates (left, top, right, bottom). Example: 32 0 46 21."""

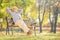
49 10 54 32
53 6 58 33
38 0 46 33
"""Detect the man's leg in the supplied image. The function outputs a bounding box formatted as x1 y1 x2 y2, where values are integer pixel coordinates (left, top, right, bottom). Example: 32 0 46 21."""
15 20 32 35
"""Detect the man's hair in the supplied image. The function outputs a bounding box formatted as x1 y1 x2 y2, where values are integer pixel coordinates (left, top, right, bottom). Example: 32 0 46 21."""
11 6 18 12
12 6 18 10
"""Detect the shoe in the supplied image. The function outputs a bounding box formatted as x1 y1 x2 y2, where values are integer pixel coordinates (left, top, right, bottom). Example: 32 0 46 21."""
27 30 32 35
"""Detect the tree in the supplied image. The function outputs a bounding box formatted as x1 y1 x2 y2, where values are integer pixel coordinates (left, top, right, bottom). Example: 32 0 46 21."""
38 0 47 33
48 0 54 32
53 4 59 33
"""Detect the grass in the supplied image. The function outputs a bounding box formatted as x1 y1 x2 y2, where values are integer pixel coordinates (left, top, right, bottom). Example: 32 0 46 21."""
0 31 60 40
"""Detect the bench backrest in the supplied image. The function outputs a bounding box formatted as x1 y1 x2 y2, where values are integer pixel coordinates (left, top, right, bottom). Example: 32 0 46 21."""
6 17 15 27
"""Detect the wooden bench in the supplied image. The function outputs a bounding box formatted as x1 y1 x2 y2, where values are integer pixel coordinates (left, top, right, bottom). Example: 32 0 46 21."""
6 17 35 35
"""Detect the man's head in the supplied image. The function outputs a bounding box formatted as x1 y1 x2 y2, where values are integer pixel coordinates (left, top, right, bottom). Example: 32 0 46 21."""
12 6 18 12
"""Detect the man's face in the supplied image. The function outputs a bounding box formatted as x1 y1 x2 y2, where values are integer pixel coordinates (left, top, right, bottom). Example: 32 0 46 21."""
12 7 18 12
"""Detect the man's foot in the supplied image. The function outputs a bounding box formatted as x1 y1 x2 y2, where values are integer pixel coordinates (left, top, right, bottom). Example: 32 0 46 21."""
27 30 32 35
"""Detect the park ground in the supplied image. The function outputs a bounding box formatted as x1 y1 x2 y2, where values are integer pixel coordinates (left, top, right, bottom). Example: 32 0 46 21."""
0 31 60 40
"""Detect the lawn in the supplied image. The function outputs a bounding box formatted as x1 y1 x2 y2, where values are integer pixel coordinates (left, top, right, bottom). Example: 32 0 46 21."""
0 31 60 40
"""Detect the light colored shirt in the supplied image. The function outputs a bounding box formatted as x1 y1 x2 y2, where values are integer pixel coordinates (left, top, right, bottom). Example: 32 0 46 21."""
7 8 23 23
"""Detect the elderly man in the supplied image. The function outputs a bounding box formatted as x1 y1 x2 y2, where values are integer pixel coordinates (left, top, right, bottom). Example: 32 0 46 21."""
7 6 32 35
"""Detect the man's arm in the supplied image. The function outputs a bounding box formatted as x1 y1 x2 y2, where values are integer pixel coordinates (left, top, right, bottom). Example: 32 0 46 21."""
6 8 12 15
19 9 23 15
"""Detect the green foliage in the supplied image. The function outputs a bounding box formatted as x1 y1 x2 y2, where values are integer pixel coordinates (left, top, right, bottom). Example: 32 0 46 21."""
0 0 34 18
0 0 60 28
